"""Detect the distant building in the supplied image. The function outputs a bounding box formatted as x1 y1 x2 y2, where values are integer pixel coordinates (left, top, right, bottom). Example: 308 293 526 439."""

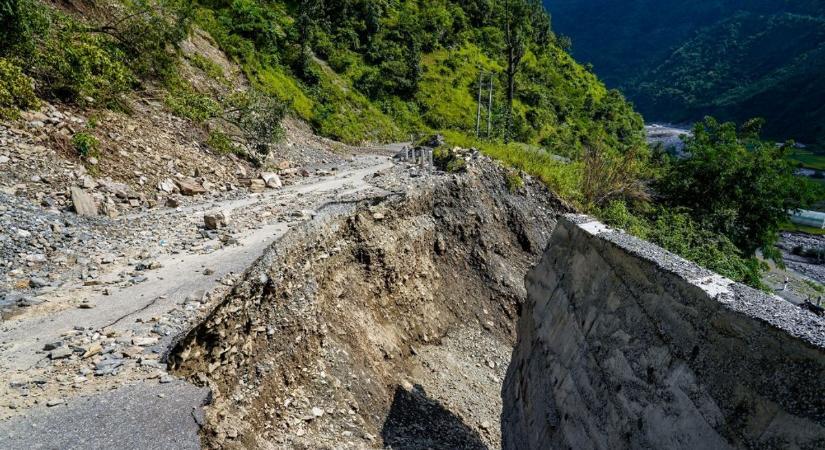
790 209 825 229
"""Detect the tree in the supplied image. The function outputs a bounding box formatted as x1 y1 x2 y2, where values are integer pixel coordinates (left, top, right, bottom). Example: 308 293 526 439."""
500 0 550 142
294 0 324 80
657 117 822 256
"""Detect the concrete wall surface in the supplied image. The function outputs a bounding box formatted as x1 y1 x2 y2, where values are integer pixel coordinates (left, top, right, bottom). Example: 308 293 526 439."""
502 215 825 450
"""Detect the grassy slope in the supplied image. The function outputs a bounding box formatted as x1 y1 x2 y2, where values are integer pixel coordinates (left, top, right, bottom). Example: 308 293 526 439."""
191 1 643 155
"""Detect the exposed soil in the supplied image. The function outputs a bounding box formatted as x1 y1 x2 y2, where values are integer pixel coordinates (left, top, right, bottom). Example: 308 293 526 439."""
170 160 570 448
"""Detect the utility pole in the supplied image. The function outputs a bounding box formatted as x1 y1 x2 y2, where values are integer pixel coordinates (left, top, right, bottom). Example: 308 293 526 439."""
476 71 483 137
487 74 494 138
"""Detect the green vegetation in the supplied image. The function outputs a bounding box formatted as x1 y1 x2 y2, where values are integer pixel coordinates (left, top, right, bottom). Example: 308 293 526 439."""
546 0 825 148
597 201 764 286
0 58 38 119
804 279 825 294
780 221 825 236
188 53 226 81
789 148 825 171
206 130 238 155
505 169 524 193
442 131 581 201
597 118 822 287
432 145 467 173
71 131 100 158
0 0 191 109
188 0 644 149
164 71 222 122
657 118 821 255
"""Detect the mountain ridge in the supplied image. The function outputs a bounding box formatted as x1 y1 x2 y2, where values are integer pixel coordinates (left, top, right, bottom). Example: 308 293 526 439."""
545 0 825 147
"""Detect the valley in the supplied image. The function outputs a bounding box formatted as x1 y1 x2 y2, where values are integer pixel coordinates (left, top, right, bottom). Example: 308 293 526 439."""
547 0 825 149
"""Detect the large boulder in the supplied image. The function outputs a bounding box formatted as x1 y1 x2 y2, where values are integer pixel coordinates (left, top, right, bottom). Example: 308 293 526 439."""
157 178 178 194
204 211 228 230
70 187 98 217
239 178 266 193
175 179 207 196
260 172 282 189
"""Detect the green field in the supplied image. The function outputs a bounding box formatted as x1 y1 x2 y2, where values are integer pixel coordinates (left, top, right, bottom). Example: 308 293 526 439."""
780 220 825 235
789 148 825 171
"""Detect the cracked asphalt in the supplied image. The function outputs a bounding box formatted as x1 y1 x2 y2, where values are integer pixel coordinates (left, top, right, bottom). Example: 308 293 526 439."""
0 155 395 447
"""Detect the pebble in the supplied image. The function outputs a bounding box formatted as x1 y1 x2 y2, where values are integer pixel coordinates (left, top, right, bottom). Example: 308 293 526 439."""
43 341 63 351
132 336 159 347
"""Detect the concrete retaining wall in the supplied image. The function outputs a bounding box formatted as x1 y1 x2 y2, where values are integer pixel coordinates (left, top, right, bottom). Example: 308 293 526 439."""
502 215 825 449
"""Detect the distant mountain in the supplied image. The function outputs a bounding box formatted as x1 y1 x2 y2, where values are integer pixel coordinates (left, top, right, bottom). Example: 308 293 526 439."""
545 0 825 148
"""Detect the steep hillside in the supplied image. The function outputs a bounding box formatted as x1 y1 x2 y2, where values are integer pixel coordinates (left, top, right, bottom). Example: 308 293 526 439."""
0 0 644 154
545 0 825 147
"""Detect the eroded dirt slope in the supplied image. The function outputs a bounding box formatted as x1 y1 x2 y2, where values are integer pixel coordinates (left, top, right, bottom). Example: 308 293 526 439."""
170 160 571 448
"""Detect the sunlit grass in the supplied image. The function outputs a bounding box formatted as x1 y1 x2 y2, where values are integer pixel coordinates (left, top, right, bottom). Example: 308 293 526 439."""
441 131 582 204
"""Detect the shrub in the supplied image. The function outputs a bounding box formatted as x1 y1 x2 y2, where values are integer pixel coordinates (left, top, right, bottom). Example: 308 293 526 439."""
189 53 225 81
206 130 238 155
224 89 287 155
505 169 524 193
597 201 765 288
72 132 99 158
442 130 582 203
657 117 822 256
0 58 39 119
164 72 221 122
102 0 193 80
432 145 467 173
3 0 191 108
0 0 50 58
33 32 134 107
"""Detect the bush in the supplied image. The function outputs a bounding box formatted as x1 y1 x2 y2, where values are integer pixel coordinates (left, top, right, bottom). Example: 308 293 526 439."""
505 169 524 193
223 89 287 156
2 0 191 108
33 32 134 107
0 58 39 119
189 53 225 81
657 117 822 256
0 0 50 57
443 131 582 202
433 145 466 173
72 132 99 158
597 201 765 288
164 72 221 122
206 130 238 155
101 0 192 80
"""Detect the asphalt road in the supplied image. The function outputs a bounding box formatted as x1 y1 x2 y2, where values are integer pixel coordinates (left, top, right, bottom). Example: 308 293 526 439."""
0 380 209 450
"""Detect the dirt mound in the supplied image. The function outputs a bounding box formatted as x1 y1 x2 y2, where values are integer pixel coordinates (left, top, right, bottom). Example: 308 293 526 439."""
169 160 570 448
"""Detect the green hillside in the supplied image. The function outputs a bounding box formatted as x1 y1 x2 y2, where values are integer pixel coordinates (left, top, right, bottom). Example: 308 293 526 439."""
2 0 821 288
545 0 825 148
0 0 645 152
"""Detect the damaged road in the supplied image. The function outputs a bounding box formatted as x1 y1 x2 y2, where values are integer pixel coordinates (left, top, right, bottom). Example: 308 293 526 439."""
168 157 568 448
0 154 397 447
2 142 570 449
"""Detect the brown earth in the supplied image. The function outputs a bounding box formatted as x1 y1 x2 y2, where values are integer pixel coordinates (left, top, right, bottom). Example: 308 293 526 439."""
170 160 571 448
